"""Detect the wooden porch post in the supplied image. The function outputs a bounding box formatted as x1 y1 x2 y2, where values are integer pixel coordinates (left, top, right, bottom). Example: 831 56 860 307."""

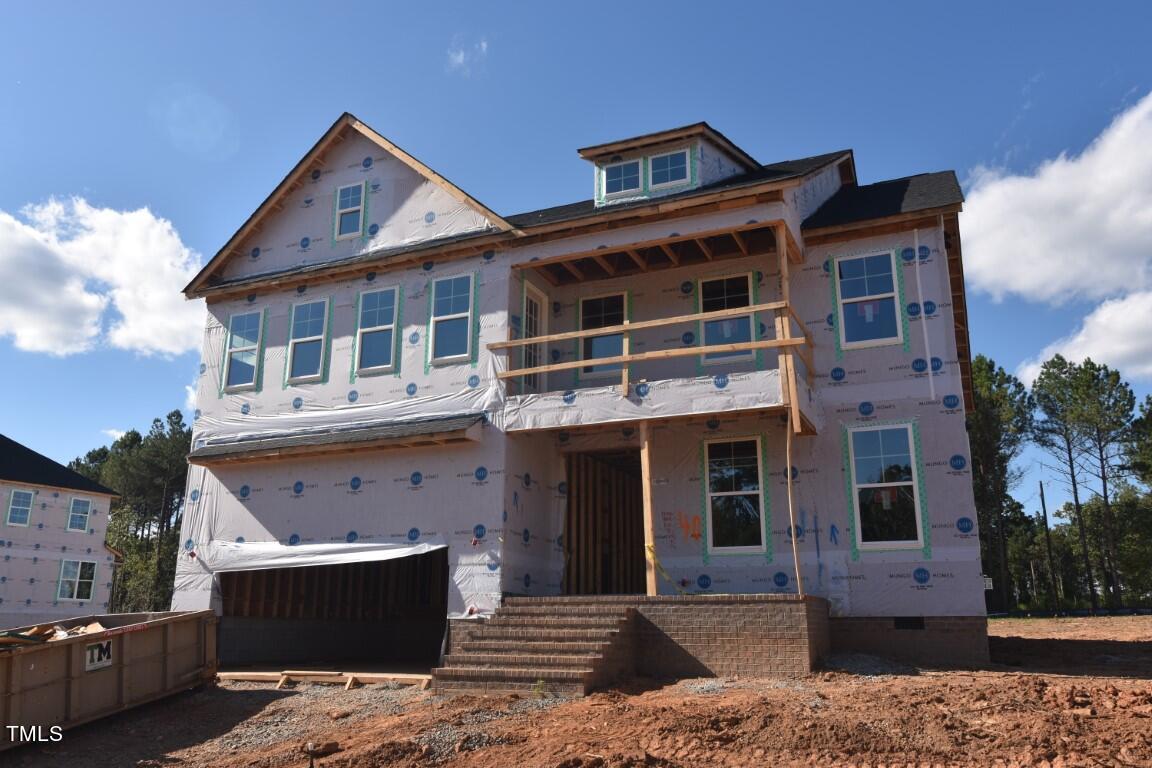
639 420 658 596
785 411 805 597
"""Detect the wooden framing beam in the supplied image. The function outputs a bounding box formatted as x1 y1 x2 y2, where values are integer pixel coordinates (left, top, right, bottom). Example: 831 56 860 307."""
695 238 714 260
561 260 584 280
625 249 647 270
591 253 616 276
802 207 961 246
731 231 750 257
658 243 680 266
639 422 657 597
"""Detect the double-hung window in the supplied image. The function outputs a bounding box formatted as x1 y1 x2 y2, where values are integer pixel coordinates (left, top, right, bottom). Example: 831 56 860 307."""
357 288 398 373
67 498 91 532
6 489 33 526
700 274 753 362
650 150 688 188
835 252 901 348
579 293 626 376
224 311 262 390
430 275 473 363
705 438 765 552
57 559 96 601
288 299 328 382
848 424 923 549
335 182 365 239
603 160 640 196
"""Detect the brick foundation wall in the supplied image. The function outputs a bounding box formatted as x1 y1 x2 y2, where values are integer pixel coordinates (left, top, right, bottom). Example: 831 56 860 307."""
829 616 989 666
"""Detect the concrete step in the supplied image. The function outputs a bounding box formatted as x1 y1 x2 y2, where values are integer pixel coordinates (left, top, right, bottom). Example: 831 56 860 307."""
459 639 611 655
444 652 600 668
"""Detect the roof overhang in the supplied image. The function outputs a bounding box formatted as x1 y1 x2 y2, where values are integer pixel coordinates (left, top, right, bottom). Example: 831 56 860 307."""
577 121 760 170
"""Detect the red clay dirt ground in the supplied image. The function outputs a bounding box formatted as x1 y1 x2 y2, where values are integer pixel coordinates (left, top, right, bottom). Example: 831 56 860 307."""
9 616 1152 768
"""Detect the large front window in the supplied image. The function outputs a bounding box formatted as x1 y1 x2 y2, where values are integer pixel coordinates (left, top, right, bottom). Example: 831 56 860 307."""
224 311 262 389
849 424 923 549
835 252 901 348
357 288 398 373
431 275 473 363
288 299 328 381
706 438 765 552
58 560 96 601
580 293 626 376
700 274 752 362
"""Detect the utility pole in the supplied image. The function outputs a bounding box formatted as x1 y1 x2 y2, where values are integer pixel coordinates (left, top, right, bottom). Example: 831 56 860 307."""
1039 482 1059 614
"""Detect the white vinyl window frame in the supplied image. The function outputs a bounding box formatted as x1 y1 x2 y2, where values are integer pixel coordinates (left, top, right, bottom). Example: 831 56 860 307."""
833 250 903 351
57 559 97 602
287 298 330 384
601 158 642 198
704 436 767 555
334 181 366 241
521 282 549 392
648 148 690 190
698 272 755 366
6 488 34 527
356 287 399 375
429 274 474 365
223 310 263 392
578 291 628 379
847 423 924 551
67 497 92 533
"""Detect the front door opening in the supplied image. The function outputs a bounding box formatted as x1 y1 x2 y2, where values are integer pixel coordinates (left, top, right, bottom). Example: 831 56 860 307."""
564 450 645 595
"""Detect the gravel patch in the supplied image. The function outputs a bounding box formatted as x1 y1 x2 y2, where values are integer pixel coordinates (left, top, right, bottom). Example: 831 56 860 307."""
822 653 919 678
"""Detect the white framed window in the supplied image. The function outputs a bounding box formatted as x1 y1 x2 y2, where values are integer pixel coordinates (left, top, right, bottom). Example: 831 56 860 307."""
579 292 626 377
522 283 549 392
224 311 262 390
430 275 474 363
603 159 641 196
67 498 91 532
649 149 689 189
357 288 399 373
288 299 329 382
705 437 766 553
834 251 902 349
335 182 365 240
848 423 924 550
57 559 96 601
6 489 33 527
699 273 753 364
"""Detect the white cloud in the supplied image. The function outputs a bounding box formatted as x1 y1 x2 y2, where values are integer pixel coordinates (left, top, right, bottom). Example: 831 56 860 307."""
964 91 1152 304
0 198 204 356
102 428 126 441
1016 291 1152 384
446 35 489 77
185 379 198 412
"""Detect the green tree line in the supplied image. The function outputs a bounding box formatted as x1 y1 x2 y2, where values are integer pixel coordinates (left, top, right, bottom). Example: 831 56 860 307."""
68 410 191 613
971 354 1152 612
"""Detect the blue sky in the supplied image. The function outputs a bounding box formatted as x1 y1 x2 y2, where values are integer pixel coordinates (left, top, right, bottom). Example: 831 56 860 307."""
2 2 1151 515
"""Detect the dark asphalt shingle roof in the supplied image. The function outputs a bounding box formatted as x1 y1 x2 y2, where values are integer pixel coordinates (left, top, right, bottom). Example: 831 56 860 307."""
0 434 117 495
507 150 850 228
802 171 964 230
188 413 485 460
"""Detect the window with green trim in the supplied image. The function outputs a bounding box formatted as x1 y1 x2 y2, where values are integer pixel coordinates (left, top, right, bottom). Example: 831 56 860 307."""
57 559 96 601
649 150 688 188
224 311 262 390
834 252 901 348
288 299 328 382
67 498 91 532
430 275 473 363
705 437 765 553
6 489 33 526
335 182 365 240
848 424 923 550
357 288 398 373
603 160 640 196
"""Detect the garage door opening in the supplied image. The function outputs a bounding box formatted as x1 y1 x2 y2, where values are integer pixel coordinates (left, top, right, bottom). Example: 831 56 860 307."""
218 547 448 668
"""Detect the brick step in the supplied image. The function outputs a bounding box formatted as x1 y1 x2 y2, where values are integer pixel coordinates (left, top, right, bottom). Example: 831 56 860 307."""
469 627 621 642
444 652 600 668
459 640 611 655
497 605 634 617
484 616 627 630
432 665 594 683
504 596 647 606
432 680 586 696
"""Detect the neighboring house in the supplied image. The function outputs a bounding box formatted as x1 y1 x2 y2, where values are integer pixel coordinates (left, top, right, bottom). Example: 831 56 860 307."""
0 434 118 629
176 114 983 669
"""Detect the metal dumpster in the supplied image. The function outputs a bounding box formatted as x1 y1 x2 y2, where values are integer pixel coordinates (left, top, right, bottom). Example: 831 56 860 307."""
0 610 217 750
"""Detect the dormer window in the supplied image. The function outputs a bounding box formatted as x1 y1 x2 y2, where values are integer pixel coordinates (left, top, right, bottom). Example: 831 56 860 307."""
603 160 641 196
650 150 688 188
335 182 365 239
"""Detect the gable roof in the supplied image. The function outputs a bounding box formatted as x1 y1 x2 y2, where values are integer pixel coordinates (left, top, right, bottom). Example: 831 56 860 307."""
508 150 851 229
577 121 760 170
0 434 117 496
183 113 513 296
802 171 964 230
